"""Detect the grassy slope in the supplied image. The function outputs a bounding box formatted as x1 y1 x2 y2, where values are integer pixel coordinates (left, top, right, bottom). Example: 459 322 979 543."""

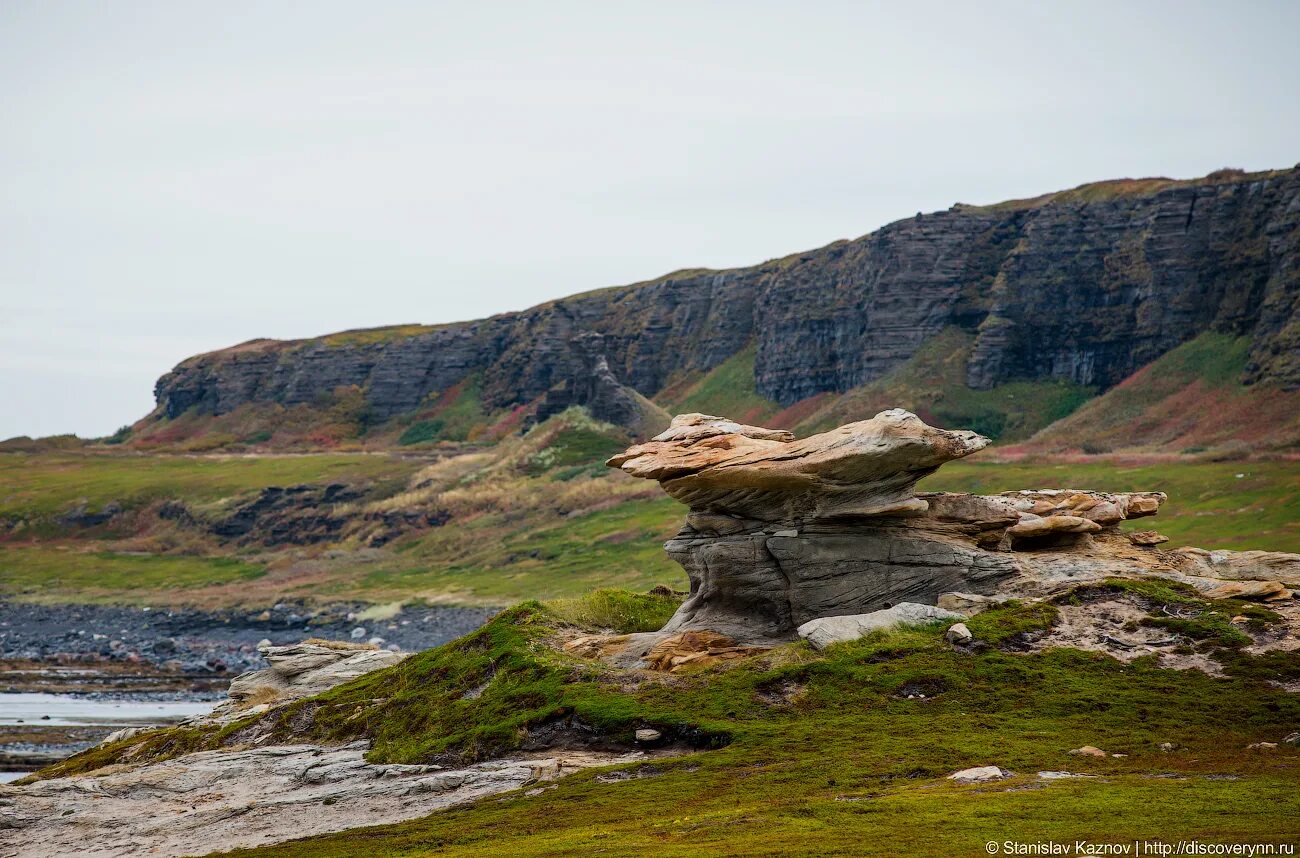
0 452 422 604
2 447 1298 605
1010 332 1300 455
0 451 417 521
182 596 1300 857
0 549 265 602
788 328 1094 441
657 344 783 426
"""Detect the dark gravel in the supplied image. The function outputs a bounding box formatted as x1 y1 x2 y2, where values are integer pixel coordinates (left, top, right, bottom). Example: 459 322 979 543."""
0 601 499 680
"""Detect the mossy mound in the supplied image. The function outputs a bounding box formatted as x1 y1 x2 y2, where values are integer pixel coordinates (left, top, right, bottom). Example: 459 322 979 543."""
36 588 1300 856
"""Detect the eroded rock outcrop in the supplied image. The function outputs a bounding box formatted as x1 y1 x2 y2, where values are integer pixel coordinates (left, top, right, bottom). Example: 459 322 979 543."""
606 410 1299 651
214 639 407 720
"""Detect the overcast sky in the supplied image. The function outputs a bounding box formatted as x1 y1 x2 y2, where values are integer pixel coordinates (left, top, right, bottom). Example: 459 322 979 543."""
2 1 1297 439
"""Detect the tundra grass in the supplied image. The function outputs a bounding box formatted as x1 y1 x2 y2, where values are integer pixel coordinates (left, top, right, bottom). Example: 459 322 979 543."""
0 546 264 602
0 451 420 522
343 496 687 603
192 597 1300 857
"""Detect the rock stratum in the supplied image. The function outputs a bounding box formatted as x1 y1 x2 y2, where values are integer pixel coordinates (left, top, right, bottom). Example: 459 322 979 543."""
605 411 1298 651
148 166 1300 436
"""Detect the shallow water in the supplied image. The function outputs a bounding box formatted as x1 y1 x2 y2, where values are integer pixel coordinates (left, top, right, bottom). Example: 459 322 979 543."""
0 692 214 727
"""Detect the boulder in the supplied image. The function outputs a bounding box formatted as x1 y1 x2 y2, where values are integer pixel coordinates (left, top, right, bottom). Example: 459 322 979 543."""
796 603 965 650
948 766 1012 783
1067 746 1109 758
944 623 973 645
1128 530 1169 546
221 639 407 715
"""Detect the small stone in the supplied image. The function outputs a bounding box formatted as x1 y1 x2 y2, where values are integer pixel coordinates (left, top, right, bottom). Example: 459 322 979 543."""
368 637 385 647
947 766 1011 783
635 729 662 743
944 623 973 645
771 529 799 538
1110 753 1127 758
1037 771 1090 779
257 638 272 649
1157 742 1175 752
350 627 367 640
1068 746 1108 758
1283 732 1300 746
1128 530 1169 546
1246 742 1278 750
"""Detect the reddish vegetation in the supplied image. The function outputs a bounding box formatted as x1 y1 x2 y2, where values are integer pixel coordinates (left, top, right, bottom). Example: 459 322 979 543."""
768 393 834 429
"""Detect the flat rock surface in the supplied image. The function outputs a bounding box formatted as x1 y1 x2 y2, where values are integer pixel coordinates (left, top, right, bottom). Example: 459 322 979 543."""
609 410 989 521
0 743 651 857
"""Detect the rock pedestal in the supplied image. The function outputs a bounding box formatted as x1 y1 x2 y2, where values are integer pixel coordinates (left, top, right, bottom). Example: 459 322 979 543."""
607 411 1188 646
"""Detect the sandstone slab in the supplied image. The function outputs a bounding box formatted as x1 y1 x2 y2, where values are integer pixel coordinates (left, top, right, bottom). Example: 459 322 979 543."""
0 742 650 857
609 410 989 522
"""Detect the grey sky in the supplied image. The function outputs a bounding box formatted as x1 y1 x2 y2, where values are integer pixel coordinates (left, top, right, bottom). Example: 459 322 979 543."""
2 1 1297 439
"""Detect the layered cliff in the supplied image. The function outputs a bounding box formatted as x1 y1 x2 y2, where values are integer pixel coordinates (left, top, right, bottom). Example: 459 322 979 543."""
150 166 1300 433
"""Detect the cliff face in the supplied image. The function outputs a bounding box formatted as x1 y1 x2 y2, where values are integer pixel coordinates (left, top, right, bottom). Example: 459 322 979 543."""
153 167 1300 423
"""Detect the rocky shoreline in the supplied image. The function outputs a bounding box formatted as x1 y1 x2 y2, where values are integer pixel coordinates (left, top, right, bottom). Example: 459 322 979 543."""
0 600 498 770
0 601 498 678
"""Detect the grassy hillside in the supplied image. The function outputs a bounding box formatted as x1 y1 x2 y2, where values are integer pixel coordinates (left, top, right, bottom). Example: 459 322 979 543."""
2 434 1298 607
1010 332 1300 455
50 592 1295 856
0 451 416 523
787 328 1094 441
657 344 783 426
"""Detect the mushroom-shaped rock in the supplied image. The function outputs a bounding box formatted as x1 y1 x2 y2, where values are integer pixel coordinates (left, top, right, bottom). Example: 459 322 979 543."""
608 409 989 522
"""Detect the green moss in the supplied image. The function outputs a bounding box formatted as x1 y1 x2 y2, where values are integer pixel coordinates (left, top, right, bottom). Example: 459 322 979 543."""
195 596 1300 857
544 589 681 633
